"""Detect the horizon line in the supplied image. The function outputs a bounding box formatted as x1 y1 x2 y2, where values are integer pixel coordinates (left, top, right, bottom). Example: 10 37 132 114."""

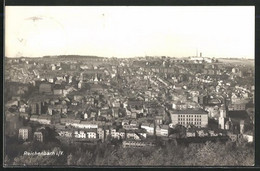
4 55 255 59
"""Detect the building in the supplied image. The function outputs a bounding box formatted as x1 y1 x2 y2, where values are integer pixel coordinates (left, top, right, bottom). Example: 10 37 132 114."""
118 129 126 139
29 115 52 125
123 124 138 130
170 109 208 128
225 118 233 130
39 83 53 94
80 70 105 82
111 128 126 140
122 120 130 126
122 139 155 148
97 128 105 142
19 104 29 113
112 107 120 118
86 129 97 139
57 129 73 138
18 127 32 141
218 106 227 129
196 129 209 137
34 131 44 142
37 115 52 124
228 103 246 111
155 125 169 136
60 119 98 129
74 130 87 139
228 110 251 134
240 120 245 134
30 102 42 115
19 112 29 120
155 116 163 125
128 99 144 109
243 133 253 143
48 105 68 115
125 129 146 140
141 123 155 135
53 84 65 95
186 128 196 137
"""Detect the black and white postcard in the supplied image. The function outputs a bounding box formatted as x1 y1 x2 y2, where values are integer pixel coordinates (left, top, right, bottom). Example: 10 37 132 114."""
3 5 255 167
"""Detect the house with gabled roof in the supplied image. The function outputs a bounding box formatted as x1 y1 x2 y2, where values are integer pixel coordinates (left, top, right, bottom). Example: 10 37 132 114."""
155 125 169 137
141 122 155 135
186 128 196 137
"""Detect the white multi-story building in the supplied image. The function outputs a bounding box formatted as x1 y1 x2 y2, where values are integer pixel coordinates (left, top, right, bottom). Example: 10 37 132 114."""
170 109 208 128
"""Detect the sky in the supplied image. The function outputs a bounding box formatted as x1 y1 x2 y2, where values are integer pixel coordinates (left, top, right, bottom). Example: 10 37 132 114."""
5 6 255 58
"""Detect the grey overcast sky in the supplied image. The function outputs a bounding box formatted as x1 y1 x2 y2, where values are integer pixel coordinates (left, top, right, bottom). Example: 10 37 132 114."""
5 6 254 58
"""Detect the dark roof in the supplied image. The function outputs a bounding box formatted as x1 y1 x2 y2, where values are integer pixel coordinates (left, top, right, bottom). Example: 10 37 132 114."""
53 84 65 89
81 69 104 74
170 109 208 115
39 82 52 87
228 111 250 124
128 99 144 105
90 84 104 90
84 128 98 132
19 126 32 130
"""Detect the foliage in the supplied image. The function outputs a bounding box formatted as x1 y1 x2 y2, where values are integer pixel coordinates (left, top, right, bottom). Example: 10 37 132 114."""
5 137 254 166
12 147 65 166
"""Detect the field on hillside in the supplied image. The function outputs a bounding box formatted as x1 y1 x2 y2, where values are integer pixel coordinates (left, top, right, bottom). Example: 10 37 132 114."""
217 58 254 67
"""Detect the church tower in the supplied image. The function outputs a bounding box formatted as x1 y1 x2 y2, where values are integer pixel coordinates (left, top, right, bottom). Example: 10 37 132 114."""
240 120 245 134
219 105 226 129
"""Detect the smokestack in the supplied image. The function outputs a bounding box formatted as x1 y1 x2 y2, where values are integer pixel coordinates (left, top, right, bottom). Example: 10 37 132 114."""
200 52 202 57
